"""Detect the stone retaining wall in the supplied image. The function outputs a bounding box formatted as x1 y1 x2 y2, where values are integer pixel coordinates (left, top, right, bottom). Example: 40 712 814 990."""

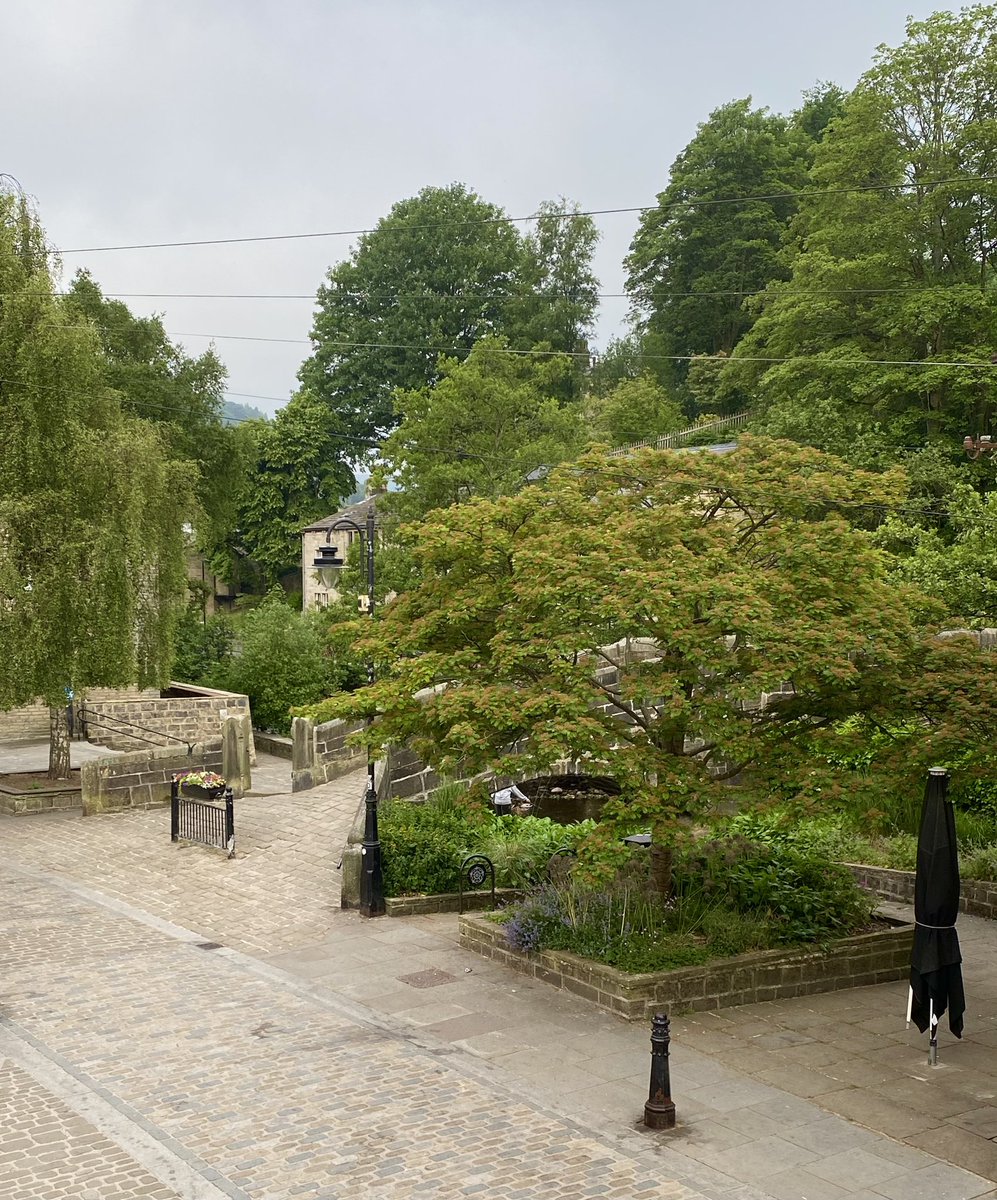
81 742 224 815
85 684 255 763
253 732 292 759
0 687 157 742
385 889 521 917
847 863 997 921
459 912 914 1021
0 783 82 816
290 715 367 791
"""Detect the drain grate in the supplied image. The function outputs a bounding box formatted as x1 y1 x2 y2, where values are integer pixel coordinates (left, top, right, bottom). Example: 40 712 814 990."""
397 968 457 989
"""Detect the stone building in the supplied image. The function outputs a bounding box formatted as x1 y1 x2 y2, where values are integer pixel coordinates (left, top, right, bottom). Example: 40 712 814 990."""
300 497 382 613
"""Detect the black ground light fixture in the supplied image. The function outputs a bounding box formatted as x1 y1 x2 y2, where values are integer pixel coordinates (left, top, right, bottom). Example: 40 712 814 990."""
314 506 384 917
907 767 965 1065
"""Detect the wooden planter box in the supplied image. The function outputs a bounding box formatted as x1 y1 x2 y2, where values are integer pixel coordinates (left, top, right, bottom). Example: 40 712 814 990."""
458 912 914 1021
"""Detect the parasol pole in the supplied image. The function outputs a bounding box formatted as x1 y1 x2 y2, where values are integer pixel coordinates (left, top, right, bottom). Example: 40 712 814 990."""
906 985 913 1028
929 999 938 1067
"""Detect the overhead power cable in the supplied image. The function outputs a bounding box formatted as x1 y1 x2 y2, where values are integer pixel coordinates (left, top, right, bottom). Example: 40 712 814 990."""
24 283 993 302
162 330 997 372
56 175 997 254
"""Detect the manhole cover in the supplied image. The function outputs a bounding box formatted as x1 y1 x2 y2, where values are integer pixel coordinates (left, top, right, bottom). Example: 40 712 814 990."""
397 969 458 989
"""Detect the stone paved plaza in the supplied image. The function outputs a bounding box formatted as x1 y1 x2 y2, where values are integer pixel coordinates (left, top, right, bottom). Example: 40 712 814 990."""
2 755 997 1198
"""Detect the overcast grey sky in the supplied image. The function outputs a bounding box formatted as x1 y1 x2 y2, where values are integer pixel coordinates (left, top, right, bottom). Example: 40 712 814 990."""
2 1 948 415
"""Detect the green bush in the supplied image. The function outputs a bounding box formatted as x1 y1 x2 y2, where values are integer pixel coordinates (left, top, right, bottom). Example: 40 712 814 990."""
378 797 472 896
683 837 873 943
474 815 595 889
213 591 360 734
171 605 234 683
501 877 775 973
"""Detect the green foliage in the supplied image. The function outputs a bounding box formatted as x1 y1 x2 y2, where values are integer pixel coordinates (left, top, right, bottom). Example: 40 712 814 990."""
170 607 234 684
684 836 874 943
0 195 194 712
380 337 587 520
231 392 356 586
474 815 595 889
215 591 357 733
626 98 812 384
298 185 598 455
379 803 470 897
726 7 997 461
503 864 782 972
878 486 997 625
584 375 684 447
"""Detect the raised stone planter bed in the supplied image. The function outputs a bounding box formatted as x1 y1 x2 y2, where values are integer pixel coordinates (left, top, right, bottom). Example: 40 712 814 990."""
847 862 997 921
0 774 82 815
385 889 520 917
458 912 914 1021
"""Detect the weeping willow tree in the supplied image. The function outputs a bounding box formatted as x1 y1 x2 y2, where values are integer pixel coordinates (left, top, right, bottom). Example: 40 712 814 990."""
0 191 194 778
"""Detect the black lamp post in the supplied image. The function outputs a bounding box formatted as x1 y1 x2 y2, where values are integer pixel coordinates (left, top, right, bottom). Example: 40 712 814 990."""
313 505 384 917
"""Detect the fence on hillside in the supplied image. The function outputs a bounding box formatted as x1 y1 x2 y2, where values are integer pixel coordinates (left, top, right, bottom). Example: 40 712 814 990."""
607 411 752 458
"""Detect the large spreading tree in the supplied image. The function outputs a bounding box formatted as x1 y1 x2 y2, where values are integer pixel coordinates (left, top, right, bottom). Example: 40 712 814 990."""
304 437 941 894
625 98 815 387
0 196 194 776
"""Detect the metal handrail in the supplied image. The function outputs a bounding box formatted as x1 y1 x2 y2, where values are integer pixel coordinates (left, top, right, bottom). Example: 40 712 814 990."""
607 411 752 459
77 706 194 755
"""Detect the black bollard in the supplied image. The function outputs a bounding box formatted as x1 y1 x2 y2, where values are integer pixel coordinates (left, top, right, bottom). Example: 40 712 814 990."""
644 1012 676 1129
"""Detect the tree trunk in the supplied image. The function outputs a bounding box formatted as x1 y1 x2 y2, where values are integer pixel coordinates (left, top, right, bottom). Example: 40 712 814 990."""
650 825 673 899
48 705 70 780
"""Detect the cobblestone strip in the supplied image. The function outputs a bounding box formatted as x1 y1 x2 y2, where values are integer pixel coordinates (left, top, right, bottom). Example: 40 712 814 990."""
0 1023 242 1200
0 1057 181 1200
0 866 710 1200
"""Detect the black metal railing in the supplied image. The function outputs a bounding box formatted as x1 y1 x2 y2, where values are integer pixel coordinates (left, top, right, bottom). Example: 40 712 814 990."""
78 706 195 755
170 779 235 858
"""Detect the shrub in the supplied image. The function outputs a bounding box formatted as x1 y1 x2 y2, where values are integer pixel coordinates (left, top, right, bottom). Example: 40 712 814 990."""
215 591 359 734
474 815 596 889
502 873 775 974
378 798 471 897
683 837 873 943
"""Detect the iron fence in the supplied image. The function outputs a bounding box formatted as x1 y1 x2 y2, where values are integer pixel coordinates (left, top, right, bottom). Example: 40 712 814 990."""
170 778 235 858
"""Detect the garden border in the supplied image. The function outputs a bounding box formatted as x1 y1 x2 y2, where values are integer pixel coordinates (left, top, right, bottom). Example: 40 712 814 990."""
458 911 914 1021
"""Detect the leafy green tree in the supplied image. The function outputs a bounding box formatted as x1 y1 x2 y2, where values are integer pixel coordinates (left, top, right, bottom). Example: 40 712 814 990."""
726 6 997 458
234 391 356 587
505 199 600 398
302 438 928 896
876 484 997 623
626 99 812 384
299 184 527 448
170 605 235 684
217 592 359 734
378 337 587 520
0 197 194 776
61 273 238 550
584 375 685 447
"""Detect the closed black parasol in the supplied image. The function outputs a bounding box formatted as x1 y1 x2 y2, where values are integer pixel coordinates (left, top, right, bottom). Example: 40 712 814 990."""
908 767 965 1063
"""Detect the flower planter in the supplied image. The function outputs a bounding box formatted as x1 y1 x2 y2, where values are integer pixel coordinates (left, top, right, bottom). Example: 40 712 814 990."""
458 911 915 1021
179 783 226 801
